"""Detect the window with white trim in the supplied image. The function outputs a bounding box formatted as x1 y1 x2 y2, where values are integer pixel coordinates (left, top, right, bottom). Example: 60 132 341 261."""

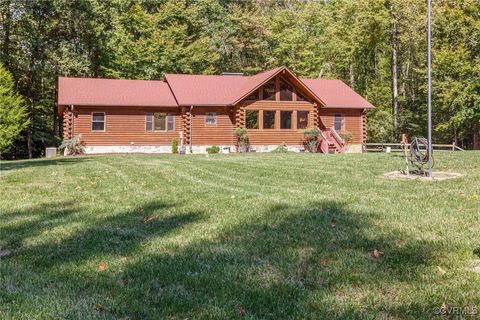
205 112 216 125
146 113 154 131
92 112 105 131
146 112 174 132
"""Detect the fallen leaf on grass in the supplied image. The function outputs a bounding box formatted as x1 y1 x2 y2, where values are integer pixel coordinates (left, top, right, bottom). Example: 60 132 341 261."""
98 262 107 272
436 266 446 275
142 215 157 223
236 305 246 316
319 259 328 266
140 208 156 223
351 283 361 291
371 249 384 259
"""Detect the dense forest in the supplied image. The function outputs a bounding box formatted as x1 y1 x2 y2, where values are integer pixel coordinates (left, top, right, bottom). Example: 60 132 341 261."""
0 0 479 159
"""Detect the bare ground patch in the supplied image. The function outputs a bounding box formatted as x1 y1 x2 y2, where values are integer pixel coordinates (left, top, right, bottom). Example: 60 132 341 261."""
383 171 463 181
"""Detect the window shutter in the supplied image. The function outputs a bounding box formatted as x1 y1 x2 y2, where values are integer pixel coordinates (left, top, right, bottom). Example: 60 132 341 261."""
146 113 153 131
167 113 175 131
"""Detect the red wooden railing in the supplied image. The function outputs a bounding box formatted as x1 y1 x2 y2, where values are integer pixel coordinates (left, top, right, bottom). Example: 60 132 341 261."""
318 130 330 153
318 128 347 153
329 128 347 153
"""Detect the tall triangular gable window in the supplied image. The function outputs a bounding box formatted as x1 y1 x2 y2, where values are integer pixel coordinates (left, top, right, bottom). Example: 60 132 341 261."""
233 67 323 106
246 89 259 101
262 80 276 101
279 79 293 101
296 91 307 101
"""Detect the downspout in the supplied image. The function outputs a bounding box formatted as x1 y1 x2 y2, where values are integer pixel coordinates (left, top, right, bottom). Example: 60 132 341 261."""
189 106 193 153
70 104 74 140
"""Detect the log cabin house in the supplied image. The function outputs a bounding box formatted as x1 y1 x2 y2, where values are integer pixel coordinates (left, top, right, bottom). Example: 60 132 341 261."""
57 66 374 154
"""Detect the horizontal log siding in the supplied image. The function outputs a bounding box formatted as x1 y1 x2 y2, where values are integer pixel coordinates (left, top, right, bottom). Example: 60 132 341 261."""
242 100 315 145
70 105 365 147
318 108 364 144
73 106 180 146
191 107 235 145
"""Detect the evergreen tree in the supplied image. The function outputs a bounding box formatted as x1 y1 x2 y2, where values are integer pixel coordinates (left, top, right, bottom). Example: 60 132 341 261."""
0 64 28 155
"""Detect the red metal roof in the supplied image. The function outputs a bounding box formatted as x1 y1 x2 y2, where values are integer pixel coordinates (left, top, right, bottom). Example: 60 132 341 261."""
302 79 375 109
57 67 374 110
163 74 249 106
165 67 326 107
57 77 177 107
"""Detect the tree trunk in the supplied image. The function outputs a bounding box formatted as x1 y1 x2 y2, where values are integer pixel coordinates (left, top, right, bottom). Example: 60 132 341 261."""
1 0 11 67
26 54 36 158
349 63 355 89
390 3 399 138
27 123 33 159
474 125 480 150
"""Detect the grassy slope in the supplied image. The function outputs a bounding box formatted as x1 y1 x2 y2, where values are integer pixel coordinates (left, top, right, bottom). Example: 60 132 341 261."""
0 152 479 319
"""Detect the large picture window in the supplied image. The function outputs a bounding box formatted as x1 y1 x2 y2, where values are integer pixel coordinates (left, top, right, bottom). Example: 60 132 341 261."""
334 114 343 131
262 80 276 101
246 110 259 129
146 112 174 132
263 111 276 129
91 112 105 131
280 111 292 129
297 111 309 129
280 80 293 101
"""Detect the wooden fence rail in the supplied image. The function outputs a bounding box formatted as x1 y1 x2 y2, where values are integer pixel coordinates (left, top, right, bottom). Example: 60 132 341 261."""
364 143 465 152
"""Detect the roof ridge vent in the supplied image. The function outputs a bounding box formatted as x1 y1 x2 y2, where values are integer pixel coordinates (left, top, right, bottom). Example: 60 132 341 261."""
221 72 244 76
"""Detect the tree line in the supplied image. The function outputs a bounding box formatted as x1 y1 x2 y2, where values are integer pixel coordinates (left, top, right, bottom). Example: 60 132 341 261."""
0 0 479 159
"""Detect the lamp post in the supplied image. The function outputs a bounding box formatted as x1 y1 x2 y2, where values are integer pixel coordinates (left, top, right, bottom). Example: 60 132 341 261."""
427 0 433 178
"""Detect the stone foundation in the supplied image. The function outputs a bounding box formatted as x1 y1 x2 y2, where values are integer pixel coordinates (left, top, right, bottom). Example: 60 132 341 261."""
84 144 363 154
346 144 363 153
84 145 173 154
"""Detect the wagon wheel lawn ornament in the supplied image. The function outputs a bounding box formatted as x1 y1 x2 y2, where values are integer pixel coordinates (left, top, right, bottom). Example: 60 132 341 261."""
401 135 434 176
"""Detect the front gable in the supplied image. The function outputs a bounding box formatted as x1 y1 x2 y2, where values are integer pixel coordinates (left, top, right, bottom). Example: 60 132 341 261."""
233 67 326 107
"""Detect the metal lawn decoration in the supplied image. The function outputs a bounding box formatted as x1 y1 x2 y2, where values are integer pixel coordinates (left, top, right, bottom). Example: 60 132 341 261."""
401 134 433 176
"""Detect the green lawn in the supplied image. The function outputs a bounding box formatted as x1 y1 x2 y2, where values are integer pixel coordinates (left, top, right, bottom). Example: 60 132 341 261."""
1 152 479 319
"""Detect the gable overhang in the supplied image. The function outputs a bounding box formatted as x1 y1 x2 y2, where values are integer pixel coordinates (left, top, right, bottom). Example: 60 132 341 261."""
232 67 327 107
